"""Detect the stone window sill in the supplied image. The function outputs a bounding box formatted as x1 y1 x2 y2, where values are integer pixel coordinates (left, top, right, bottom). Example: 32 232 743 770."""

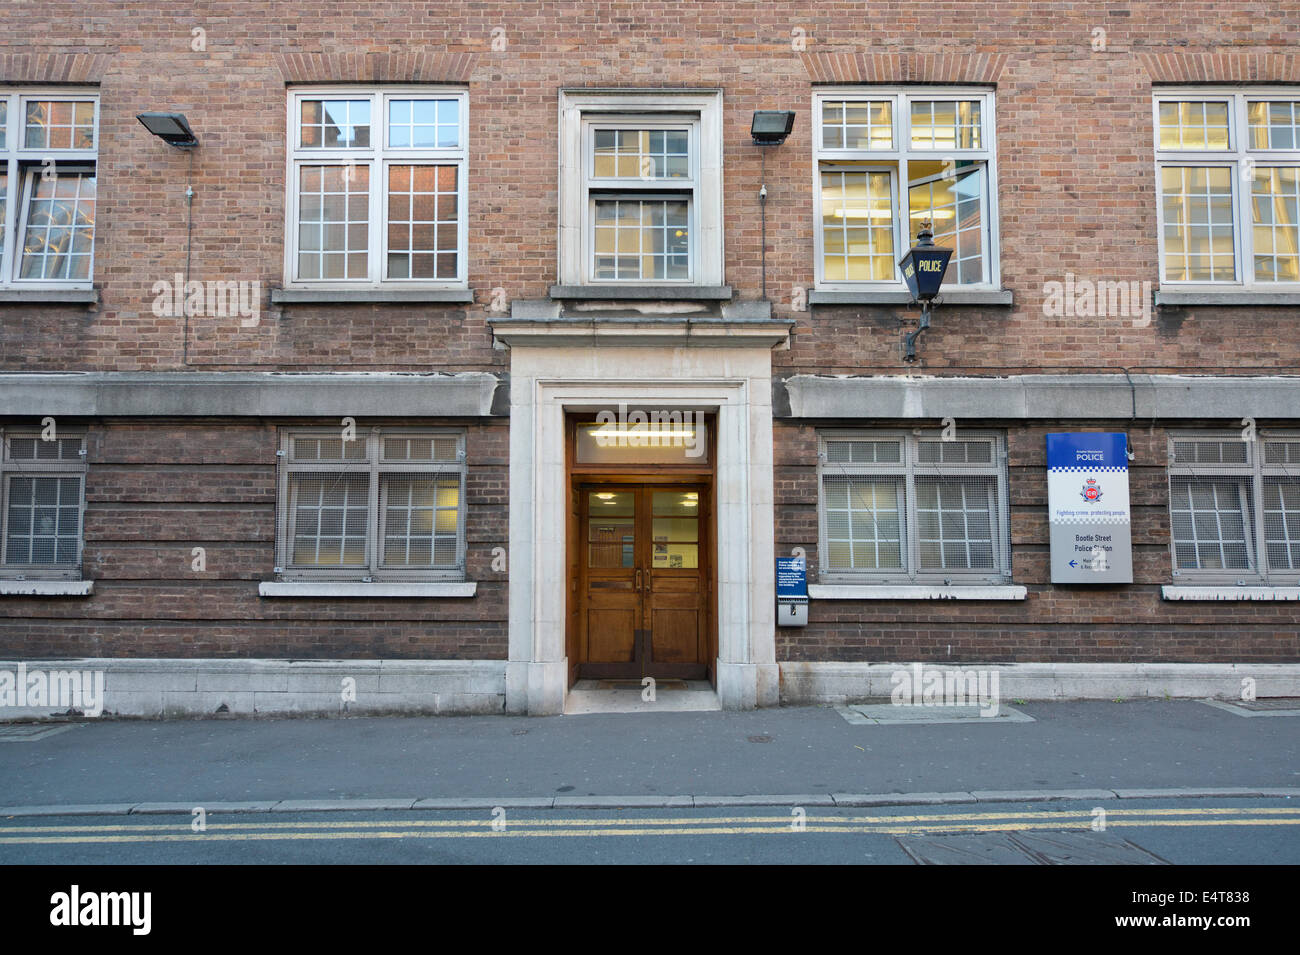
808 289 1013 307
270 288 475 305
0 580 94 596
808 584 1026 600
0 289 98 305
1155 289 1300 307
1161 585 1300 601
259 581 477 598
549 285 733 302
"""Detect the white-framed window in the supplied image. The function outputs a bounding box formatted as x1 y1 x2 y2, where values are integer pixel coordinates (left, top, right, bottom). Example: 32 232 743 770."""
813 88 999 290
1154 88 1300 287
1 429 87 579
274 428 467 582
558 90 723 287
1167 431 1300 585
817 430 1010 584
0 89 99 288
285 88 468 288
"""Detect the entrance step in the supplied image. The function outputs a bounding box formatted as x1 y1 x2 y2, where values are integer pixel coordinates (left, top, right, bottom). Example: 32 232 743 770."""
565 679 721 715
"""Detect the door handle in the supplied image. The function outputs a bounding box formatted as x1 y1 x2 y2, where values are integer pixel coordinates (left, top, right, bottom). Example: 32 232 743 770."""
635 568 643 593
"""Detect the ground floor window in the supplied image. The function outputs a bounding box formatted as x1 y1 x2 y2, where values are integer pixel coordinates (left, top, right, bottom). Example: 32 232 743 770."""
0 429 86 579
1168 431 1300 584
816 429 1011 584
274 428 466 581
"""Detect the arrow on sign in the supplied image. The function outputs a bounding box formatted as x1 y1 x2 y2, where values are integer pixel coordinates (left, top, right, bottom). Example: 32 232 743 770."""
1068 559 1078 568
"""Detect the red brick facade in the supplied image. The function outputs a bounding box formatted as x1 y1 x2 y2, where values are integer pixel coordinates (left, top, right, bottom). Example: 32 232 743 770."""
1 3 1297 678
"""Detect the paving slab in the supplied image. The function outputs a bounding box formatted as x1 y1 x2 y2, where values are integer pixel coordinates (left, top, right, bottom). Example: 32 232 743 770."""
271 798 417 812
411 796 554 810
131 801 279 814
691 793 836 808
552 794 695 809
1113 787 1267 799
971 789 1118 803
832 791 977 806
0 803 138 817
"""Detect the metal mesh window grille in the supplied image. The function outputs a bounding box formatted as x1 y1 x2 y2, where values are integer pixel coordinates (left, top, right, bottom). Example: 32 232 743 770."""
1262 477 1300 571
276 429 466 581
822 476 904 570
1 431 86 576
915 477 997 570
1169 476 1254 571
1163 432 1300 582
819 430 1009 581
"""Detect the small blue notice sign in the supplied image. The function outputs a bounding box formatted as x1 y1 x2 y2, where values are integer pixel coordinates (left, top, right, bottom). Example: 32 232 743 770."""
776 556 807 598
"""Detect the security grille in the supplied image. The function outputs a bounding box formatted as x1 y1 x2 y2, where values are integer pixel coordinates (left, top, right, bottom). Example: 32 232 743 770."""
1168 432 1300 584
818 430 1010 583
0 430 86 579
275 428 466 581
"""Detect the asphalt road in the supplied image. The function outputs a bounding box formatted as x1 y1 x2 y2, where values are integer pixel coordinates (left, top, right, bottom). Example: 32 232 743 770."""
0 799 1297 865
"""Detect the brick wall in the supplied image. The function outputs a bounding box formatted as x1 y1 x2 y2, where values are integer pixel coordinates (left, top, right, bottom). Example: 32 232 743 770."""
0 3 1295 373
0 418 509 660
774 419 1300 663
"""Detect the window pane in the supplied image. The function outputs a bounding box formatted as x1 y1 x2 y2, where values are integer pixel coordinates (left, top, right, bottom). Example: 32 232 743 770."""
297 164 369 280
0 171 6 255
386 164 459 280
1263 477 1300 571
588 491 635 569
0 99 6 149
1169 477 1253 570
24 99 95 149
299 99 370 148
5 476 80 565
1159 100 1231 150
1251 167 1300 282
591 127 690 179
388 98 459 149
19 171 96 281
290 473 369 567
1159 166 1236 282
382 475 459 567
915 478 997 571
909 165 984 284
821 100 892 150
821 169 894 282
1248 101 1300 149
592 199 690 280
910 100 981 149
822 476 904 570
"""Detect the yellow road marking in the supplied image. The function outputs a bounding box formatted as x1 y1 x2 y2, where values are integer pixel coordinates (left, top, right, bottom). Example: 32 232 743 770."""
0 805 1295 835
1 816 1299 846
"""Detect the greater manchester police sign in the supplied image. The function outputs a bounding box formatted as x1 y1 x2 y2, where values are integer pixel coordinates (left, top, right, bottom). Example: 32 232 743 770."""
1046 432 1133 584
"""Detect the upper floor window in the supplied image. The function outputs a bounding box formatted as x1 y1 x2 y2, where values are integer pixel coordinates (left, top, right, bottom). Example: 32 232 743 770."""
0 90 99 288
558 90 724 288
1167 431 1300 585
1 429 87 580
1154 89 1300 287
285 88 467 288
813 89 998 290
817 430 1011 584
274 428 467 582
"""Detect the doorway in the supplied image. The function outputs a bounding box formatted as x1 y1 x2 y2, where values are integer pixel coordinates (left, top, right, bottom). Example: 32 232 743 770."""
575 483 711 680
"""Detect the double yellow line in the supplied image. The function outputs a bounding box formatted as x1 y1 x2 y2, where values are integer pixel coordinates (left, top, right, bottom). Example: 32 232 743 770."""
1 806 1299 844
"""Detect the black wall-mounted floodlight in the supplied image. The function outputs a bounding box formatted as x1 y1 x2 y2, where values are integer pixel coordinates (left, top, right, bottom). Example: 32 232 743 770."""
751 110 796 300
136 112 199 148
750 109 796 146
900 225 954 363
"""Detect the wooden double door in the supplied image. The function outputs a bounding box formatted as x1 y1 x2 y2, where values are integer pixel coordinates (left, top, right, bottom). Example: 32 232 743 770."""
575 483 710 679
